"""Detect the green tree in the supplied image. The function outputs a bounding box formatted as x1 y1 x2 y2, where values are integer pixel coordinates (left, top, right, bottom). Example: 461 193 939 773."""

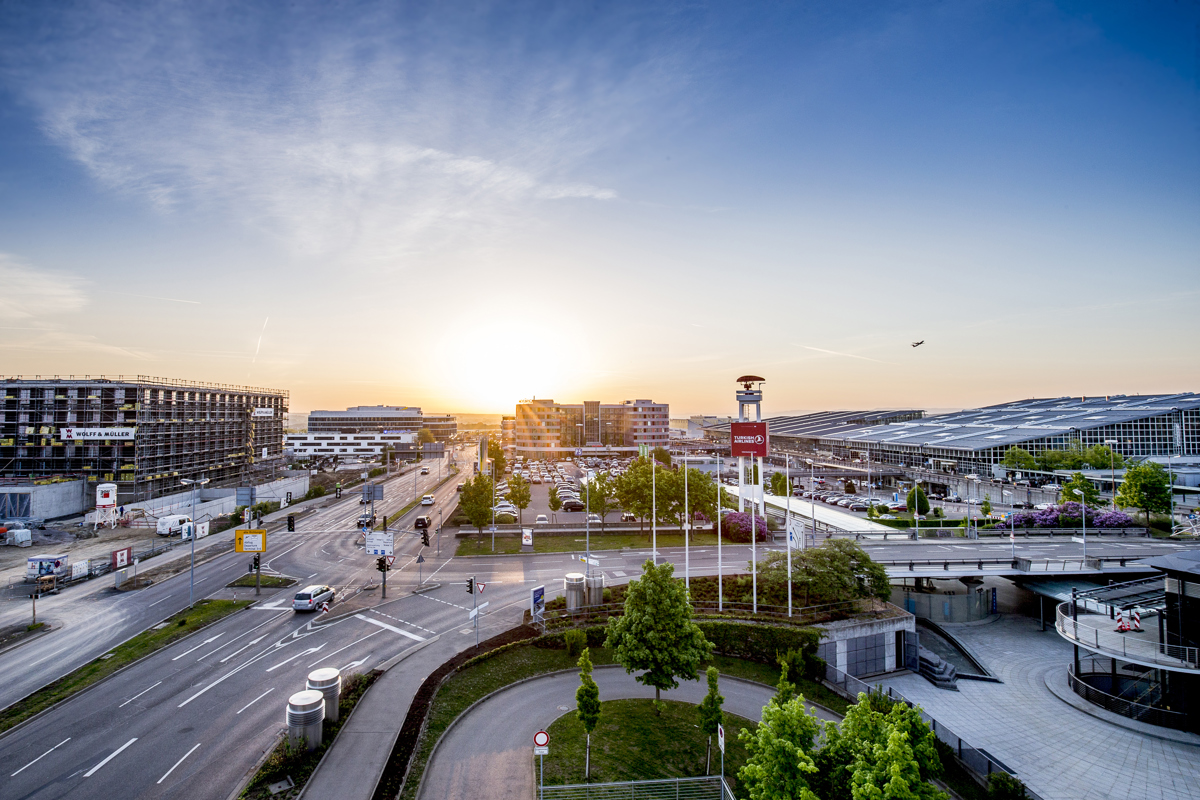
980 496 992 517
906 485 930 516
697 666 724 774
487 438 507 477
614 458 655 531
1116 462 1172 526
656 467 718 531
585 473 622 530
1083 444 1124 471
575 648 601 780
508 473 531 523
1061 471 1101 508
756 539 891 607
652 446 672 466
459 472 494 535
604 560 713 703
1001 447 1037 471
416 428 436 444
844 479 857 495
769 471 790 497
737 695 822 800
548 485 563 514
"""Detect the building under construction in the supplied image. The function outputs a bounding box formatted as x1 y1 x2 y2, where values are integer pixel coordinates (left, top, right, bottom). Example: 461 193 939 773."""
0 375 288 504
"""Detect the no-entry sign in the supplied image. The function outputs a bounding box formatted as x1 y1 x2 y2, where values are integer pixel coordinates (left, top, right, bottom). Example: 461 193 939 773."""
534 729 549 755
730 422 768 457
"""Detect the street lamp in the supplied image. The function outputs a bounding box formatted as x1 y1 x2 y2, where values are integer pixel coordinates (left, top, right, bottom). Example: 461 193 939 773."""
805 458 816 545
1071 487 1087 561
1103 439 1119 510
912 479 922 541
180 477 210 608
785 453 792 617
1002 489 1014 559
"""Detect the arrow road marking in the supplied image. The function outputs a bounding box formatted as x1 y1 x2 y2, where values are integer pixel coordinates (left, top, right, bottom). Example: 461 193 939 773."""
157 743 200 785
237 688 275 715
354 613 425 641
84 738 137 777
118 681 162 708
341 656 370 671
172 634 224 661
266 643 326 672
11 738 70 777
219 635 268 664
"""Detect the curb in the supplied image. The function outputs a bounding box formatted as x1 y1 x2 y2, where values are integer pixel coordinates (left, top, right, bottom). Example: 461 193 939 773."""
222 729 286 800
1042 669 1200 748
293 668 392 800
0 620 58 660
0 601 253 742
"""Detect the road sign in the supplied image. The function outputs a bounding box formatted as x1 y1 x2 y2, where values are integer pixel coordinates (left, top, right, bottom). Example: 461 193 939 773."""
476 582 486 593
386 556 396 566
417 554 425 563
469 601 489 619
531 585 545 618
534 745 549 756
235 530 266 553
236 487 256 506
363 484 384 501
717 723 725 754
365 531 394 556
534 730 549 747
574 448 582 456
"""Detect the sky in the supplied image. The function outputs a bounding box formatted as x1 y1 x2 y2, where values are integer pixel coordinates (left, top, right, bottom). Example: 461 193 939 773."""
0 1 1197 417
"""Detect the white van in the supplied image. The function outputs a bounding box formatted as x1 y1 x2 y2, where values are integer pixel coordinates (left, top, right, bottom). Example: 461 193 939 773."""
156 514 192 537
421 494 435 506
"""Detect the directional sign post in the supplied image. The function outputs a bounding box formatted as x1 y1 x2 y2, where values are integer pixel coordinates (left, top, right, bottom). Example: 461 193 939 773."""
365 531 394 556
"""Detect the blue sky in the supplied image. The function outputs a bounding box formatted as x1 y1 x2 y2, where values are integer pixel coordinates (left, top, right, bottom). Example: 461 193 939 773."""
1 1 1196 415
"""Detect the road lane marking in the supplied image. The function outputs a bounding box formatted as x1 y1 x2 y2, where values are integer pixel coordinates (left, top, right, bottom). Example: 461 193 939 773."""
157 742 201 784
219 635 269 664
355 614 426 641
171 633 224 661
11 738 70 777
84 738 137 777
417 594 469 611
342 656 370 671
118 681 162 708
307 630 381 668
371 608 436 635
266 644 326 672
237 688 275 714
147 595 174 608
307 572 318 579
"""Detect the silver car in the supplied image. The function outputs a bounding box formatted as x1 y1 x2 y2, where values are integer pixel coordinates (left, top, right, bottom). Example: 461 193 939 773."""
293 584 335 612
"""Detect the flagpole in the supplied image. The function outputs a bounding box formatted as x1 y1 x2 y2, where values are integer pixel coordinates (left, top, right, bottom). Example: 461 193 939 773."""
786 454 792 617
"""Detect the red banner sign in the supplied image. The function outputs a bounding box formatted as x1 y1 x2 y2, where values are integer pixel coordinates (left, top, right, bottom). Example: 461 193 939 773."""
730 422 768 457
111 547 133 570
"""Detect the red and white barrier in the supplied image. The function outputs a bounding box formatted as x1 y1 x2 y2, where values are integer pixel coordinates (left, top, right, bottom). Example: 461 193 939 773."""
1115 610 1130 632
1130 610 1142 632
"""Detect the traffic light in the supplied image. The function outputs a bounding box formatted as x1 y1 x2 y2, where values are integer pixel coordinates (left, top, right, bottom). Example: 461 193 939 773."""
287 515 295 532
335 487 342 499
376 557 388 572
421 530 430 547
252 553 261 571
247 560 254 573
466 576 475 594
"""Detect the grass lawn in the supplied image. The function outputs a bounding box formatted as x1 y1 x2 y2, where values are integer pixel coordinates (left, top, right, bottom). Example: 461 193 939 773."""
226 574 296 588
543 699 756 796
398 644 615 800
0 599 251 735
455 531 728 556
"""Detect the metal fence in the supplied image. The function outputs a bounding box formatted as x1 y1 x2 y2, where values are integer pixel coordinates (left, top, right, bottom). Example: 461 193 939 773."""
1055 605 1199 669
821 663 1045 799
1067 661 1190 731
540 776 732 800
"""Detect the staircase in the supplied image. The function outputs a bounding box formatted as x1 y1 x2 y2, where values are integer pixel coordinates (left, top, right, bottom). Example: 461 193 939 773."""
918 645 958 690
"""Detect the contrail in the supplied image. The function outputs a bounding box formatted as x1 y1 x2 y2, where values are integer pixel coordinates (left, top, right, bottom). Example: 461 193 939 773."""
802 345 886 364
252 318 269 363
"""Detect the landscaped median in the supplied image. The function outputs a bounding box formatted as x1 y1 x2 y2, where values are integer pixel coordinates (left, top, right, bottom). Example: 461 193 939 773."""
0 599 251 735
455 530 725 556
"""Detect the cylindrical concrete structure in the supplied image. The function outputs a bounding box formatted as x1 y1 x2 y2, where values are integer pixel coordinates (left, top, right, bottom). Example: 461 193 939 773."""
564 573 585 610
286 689 326 751
585 572 605 606
96 483 118 508
306 668 342 723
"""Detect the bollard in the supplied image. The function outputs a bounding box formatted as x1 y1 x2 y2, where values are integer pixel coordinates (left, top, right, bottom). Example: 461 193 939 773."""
307 668 342 724
564 573 585 610
286 689 325 751
585 573 604 606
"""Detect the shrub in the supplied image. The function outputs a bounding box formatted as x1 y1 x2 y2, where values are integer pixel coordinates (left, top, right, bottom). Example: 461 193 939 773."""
721 511 770 543
987 771 1028 799
564 628 586 658
698 621 822 677
495 513 517 524
304 485 327 501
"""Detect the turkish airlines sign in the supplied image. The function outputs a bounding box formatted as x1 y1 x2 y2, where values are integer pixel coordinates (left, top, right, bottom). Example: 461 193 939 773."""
730 422 768 457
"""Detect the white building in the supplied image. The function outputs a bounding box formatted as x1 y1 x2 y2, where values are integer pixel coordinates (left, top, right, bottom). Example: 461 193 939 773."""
285 431 415 460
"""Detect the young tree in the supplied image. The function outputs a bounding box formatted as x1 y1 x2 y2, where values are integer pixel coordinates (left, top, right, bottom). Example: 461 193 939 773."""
980 496 992 517
769 471 790 497
416 428 436 444
604 560 713 703
906 485 930 516
548 485 563 514
585 473 622 530
697 666 724 774
508 473 532 523
737 695 823 800
459 473 494 535
1001 447 1037 471
1116 462 1172 526
575 648 601 780
614 458 655 532
844 479 857 495
652 446 672 467
487 438 507 477
1061 471 1101 508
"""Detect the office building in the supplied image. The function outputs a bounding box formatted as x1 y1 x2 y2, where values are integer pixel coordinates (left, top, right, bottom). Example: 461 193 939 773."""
306 406 458 441
0 376 287 503
514 398 669 460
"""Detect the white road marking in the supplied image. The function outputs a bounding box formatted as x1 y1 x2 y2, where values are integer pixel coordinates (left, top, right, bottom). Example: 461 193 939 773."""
342 656 370 671
11 737 70 777
307 630 381 668
147 595 174 608
219 635 269 664
171 633 224 661
307 573 318 579
417 594 469 611
156 742 201 784
118 681 162 708
266 644 326 672
236 688 275 714
355 613 425 641
84 738 137 777
370 608 436 634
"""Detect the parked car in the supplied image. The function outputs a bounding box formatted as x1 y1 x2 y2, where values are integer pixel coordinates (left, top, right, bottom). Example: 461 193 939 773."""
586 513 602 524
946 494 962 503
535 514 549 524
848 502 869 512
1034 503 1053 511
293 584 335 612
887 502 907 512
1042 483 1062 491
562 499 586 512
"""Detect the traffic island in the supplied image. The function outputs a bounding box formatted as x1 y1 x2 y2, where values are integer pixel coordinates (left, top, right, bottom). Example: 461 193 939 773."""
226 574 298 589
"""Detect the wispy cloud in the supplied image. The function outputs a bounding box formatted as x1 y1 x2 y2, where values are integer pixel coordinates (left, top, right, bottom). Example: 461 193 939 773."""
0 254 90 321
801 345 888 364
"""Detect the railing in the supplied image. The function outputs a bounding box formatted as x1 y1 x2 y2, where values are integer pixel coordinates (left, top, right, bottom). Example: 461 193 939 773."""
540 599 873 628
1067 662 1190 730
821 663 1045 799
540 776 730 800
1055 605 1200 670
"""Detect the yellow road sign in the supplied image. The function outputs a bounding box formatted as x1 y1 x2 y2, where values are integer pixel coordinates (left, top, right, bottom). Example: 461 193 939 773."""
235 530 267 553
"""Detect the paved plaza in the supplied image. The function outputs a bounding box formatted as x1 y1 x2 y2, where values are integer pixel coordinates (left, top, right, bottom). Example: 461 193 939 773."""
880 615 1200 800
